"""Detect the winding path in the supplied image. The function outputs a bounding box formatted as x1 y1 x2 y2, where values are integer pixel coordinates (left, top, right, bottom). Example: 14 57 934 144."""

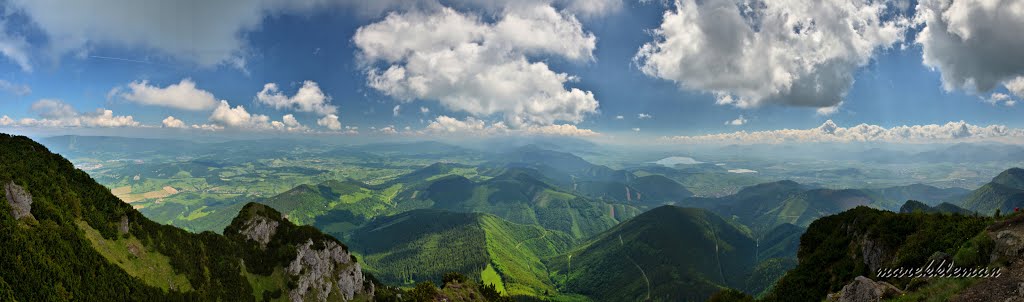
515 230 549 249
620 234 651 301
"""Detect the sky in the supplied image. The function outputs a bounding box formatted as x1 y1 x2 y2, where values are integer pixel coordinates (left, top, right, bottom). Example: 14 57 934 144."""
0 0 1022 144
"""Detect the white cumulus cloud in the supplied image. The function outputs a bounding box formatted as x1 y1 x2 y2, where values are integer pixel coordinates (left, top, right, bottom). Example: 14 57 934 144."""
13 99 140 128
354 4 599 127
116 78 217 111
915 0 1024 94
635 0 909 109
272 114 309 132
162 116 187 128
1005 76 1024 99
379 125 399 135
206 100 319 132
422 115 597 136
984 93 1016 107
663 120 1024 144
255 81 337 117
2 0 620 71
725 115 747 126
317 114 342 131
209 100 272 129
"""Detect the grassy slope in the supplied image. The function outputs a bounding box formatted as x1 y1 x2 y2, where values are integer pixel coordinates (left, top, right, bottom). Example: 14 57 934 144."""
480 215 574 297
349 209 575 298
76 220 193 292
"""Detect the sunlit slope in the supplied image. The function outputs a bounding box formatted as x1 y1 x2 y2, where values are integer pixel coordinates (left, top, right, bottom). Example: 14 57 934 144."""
347 209 575 298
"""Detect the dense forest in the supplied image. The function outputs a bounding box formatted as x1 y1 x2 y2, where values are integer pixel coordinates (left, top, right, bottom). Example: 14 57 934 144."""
0 134 375 301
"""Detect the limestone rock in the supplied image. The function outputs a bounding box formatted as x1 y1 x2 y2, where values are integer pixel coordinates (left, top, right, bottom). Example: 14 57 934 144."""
859 236 890 273
240 216 279 249
286 239 367 302
119 216 130 235
4 182 33 220
992 230 1024 263
827 276 903 302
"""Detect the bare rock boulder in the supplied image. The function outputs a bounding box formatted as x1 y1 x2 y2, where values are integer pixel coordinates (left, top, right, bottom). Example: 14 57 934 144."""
119 216 130 235
827 276 903 302
4 182 33 220
992 230 1024 264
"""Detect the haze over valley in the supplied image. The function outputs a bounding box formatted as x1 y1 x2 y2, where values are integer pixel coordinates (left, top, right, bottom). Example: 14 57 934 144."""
4 0 1024 300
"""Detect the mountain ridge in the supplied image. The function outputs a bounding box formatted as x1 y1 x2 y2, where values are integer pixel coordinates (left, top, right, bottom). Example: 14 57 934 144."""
0 133 374 301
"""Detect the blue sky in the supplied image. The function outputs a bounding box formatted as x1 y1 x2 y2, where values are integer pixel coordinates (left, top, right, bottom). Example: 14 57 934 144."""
0 0 1022 143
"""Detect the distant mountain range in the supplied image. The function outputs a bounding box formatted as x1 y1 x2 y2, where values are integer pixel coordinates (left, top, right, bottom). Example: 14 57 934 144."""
25 134 1024 301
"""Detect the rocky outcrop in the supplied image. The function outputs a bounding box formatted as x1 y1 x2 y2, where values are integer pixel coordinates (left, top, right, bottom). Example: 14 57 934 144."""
286 239 367 302
4 182 33 220
859 235 890 273
827 276 903 302
240 216 279 249
119 216 130 235
226 203 372 301
992 228 1024 264
953 219 1024 302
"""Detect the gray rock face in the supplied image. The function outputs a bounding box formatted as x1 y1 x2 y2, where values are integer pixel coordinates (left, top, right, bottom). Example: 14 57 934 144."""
992 230 1024 263
827 276 903 302
240 216 279 249
4 182 33 220
286 239 366 302
859 236 890 273
119 216 130 235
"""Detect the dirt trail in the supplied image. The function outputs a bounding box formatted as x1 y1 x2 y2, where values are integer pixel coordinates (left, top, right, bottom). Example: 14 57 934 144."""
515 231 548 249
620 234 651 301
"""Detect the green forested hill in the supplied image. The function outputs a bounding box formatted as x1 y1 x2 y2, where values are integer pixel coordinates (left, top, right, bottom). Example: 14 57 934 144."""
574 174 693 206
992 167 1024 188
899 199 973 214
412 168 642 239
0 133 373 301
548 206 759 301
760 207 990 302
959 168 1024 215
258 164 642 241
694 180 806 220
347 209 575 298
750 188 881 232
872 183 970 206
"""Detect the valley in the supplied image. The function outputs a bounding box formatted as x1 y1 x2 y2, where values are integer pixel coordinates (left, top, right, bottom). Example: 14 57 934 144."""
10 134 1022 301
